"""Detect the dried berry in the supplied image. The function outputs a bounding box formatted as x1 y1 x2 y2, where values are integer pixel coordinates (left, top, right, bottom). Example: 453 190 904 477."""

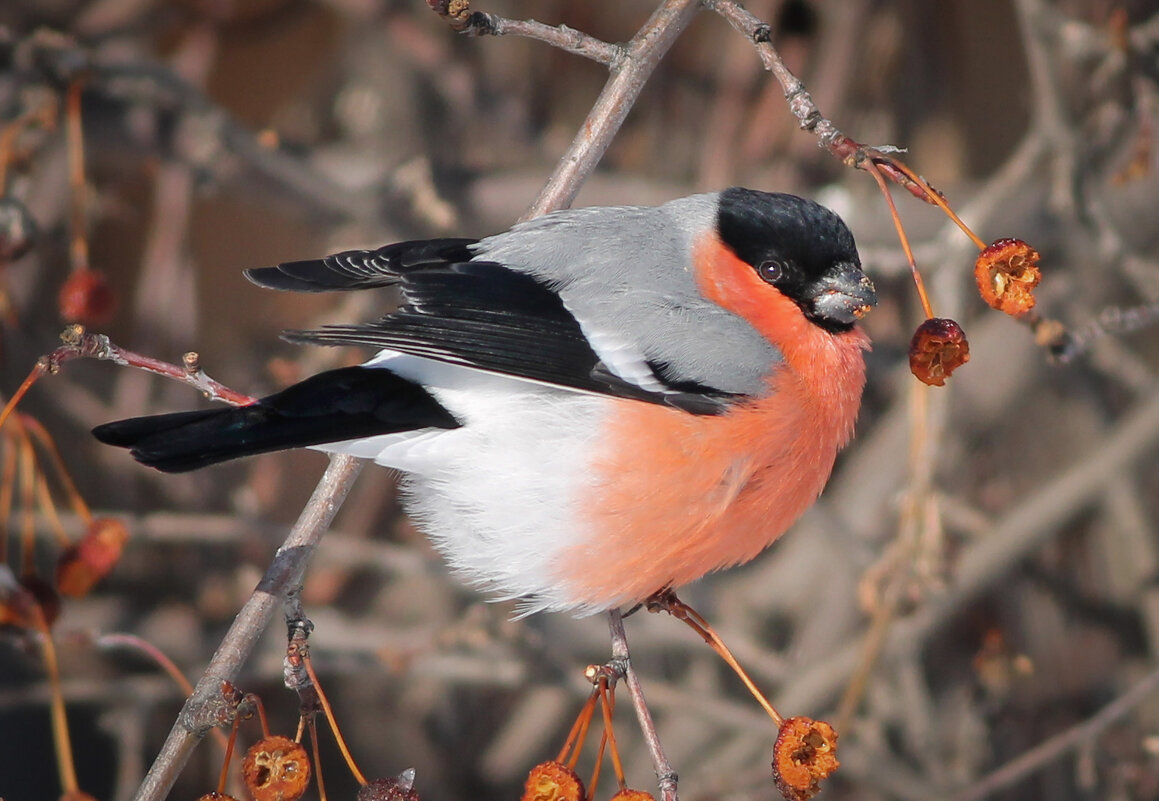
909 318 970 386
0 197 38 262
771 717 840 801
56 517 129 597
975 238 1041 316
521 761 585 801
357 769 419 801
242 735 311 801
609 790 657 801
58 267 116 325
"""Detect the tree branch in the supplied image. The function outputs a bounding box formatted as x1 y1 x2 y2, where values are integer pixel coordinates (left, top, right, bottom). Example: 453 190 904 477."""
131 453 363 801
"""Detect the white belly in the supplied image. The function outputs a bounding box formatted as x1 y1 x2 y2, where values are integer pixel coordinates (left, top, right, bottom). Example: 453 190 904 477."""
316 353 611 614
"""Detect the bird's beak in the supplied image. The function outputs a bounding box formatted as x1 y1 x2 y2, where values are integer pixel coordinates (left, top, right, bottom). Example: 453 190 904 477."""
812 263 877 325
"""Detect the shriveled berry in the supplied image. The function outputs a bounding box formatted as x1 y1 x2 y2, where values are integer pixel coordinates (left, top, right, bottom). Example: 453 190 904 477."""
242 735 311 801
56 517 129 597
610 790 657 801
909 317 970 386
975 238 1041 316
521 761 585 801
771 716 840 801
357 769 419 801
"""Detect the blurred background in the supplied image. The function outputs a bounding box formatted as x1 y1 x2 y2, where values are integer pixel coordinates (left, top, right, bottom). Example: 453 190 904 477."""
1 0 1158 799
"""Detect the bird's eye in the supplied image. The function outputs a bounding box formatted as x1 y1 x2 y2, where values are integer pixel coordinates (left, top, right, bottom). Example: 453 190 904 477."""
758 260 784 283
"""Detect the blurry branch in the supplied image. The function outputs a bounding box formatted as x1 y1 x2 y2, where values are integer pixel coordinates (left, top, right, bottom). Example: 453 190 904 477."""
429 0 703 217
951 662 1159 801
779 387 1159 713
6 29 373 222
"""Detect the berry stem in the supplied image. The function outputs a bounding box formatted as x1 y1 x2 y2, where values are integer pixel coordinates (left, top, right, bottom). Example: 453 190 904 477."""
598 679 628 789
308 716 329 801
65 78 90 274
22 414 94 525
35 605 80 796
19 434 37 576
865 160 936 320
648 591 784 727
878 156 988 250
0 443 16 559
302 648 369 786
558 688 600 766
217 716 242 795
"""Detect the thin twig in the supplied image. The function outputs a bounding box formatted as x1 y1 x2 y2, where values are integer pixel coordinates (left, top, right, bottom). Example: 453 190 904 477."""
5 327 258 423
608 610 678 801
427 3 623 65
523 0 704 218
704 0 931 202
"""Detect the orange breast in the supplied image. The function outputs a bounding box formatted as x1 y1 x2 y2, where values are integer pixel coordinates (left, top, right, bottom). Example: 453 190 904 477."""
555 233 869 610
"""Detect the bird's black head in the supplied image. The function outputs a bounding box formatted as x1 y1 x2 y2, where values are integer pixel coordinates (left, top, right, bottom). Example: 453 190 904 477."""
716 187 876 332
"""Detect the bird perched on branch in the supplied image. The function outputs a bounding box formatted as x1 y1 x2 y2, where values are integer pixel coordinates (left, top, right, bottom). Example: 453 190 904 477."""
93 188 875 616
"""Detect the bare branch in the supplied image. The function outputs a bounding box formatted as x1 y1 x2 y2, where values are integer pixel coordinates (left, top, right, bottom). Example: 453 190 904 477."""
704 0 932 202
524 0 704 217
37 326 257 407
427 3 623 65
609 610 678 801
130 453 364 801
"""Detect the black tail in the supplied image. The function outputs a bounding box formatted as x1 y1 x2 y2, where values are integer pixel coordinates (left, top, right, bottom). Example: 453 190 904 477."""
92 366 460 473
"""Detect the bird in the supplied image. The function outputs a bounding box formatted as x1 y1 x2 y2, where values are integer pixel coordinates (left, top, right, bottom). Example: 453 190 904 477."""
93 188 876 616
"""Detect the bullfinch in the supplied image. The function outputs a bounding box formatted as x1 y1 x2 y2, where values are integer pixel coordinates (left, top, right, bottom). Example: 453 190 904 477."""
93 188 876 616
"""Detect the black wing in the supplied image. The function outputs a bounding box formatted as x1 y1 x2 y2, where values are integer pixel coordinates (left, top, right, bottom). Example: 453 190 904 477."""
248 240 740 415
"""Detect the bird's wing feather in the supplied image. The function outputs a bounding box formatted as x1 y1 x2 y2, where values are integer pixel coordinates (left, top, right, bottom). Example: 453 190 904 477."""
252 240 741 415
245 239 479 292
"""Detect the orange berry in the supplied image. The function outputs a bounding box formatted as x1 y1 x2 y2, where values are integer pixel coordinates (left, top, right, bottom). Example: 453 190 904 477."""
974 238 1041 316
610 790 657 801
242 735 311 801
909 317 970 386
521 761 585 801
771 716 840 801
